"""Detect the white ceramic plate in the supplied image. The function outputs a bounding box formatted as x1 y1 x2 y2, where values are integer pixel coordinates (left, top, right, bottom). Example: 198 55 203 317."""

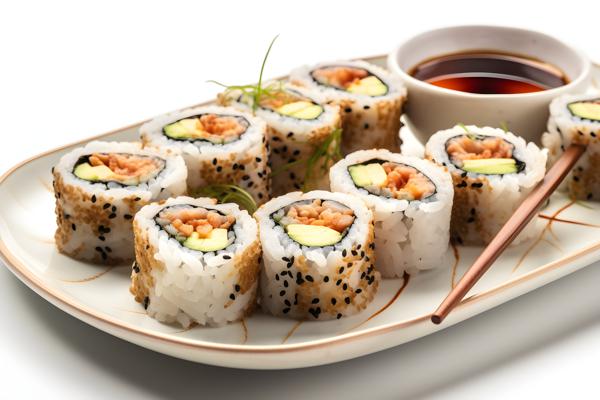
2 56 600 370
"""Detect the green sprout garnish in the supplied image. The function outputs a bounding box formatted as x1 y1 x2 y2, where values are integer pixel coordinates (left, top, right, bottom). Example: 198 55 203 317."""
457 123 477 141
499 121 509 132
271 128 343 191
195 184 257 214
208 35 282 113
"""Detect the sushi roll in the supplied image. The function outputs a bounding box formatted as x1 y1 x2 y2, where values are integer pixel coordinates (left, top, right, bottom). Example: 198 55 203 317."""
52 141 187 264
218 82 342 195
130 196 261 328
140 105 270 204
255 190 379 320
330 150 453 277
542 94 600 200
425 125 547 245
289 60 406 155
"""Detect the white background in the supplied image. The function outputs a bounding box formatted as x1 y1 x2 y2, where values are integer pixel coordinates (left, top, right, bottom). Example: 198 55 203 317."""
1 0 600 398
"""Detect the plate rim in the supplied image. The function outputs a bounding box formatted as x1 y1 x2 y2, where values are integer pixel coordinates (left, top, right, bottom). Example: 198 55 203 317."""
2 55 600 355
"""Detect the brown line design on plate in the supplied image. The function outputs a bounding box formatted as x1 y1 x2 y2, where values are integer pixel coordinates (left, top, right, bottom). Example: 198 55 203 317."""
450 242 460 289
240 318 248 344
281 321 303 344
512 200 575 274
60 265 115 283
538 215 600 228
39 177 53 193
341 272 411 334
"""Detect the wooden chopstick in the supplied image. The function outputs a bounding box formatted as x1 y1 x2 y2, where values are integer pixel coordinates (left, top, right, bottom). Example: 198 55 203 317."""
431 144 586 324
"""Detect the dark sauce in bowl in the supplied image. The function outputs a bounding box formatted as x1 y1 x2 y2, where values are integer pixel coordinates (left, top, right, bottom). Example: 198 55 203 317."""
409 50 569 94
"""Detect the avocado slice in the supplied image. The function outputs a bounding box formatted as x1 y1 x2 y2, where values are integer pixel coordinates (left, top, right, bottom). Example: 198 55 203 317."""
74 163 114 182
462 158 517 175
164 118 199 139
347 76 388 96
348 163 387 187
183 228 229 252
286 224 342 247
568 101 600 121
276 101 323 120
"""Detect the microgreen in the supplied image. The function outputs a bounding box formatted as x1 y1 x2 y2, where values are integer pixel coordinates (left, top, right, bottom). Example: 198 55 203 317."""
195 184 257 214
499 121 509 132
208 35 281 113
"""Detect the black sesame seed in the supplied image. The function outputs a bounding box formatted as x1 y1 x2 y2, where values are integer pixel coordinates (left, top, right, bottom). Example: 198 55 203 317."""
357 244 361 250
309 308 319 318
145 244 150 250
344 297 351 304
305 275 314 282
331 298 337 305
103 203 110 209
272 136 281 142
101 252 107 260
592 132 597 137
284 299 291 306
133 265 140 273
471 182 483 188
294 183 301 189
293 150 300 156
361 272 366 279
91 194 97 203
471 208 476 215
364 123 369 129
71 223 76 231
290 172 296 180
324 276 329 282
287 132 294 137
212 158 217 165
143 297 149 309
239 164 245 171
343 283 348 290
344 107 352 113
111 205 116 212
64 214 70 219
279 290 286 296
342 249 347 257
339 267 345 274
281 271 287 276
223 255 231 260
336 279 342 286
275 274 280 281
588 193 593 200
337 313 342 319
258 193 264 199
229 293 235 300
216 166 223 172
282 256 290 262
124 214 133 220
283 307 290 314
95 246 102 252
360 251 365 258
355 288 362 294
233 163 238 170
235 284 241 292
467 217 475 223
461 172 468 178
255 157 262 163
134 197 141 201
573 176 580 182
363 105 370 110
351 250 358 256
109 213 117 219
283 280 289 288
312 298 319 304
99 235 105 241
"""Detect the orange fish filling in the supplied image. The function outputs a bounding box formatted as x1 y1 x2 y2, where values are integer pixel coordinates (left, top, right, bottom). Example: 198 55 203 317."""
88 153 163 181
162 207 235 239
280 200 355 233
382 163 435 201
312 66 369 90
446 135 514 167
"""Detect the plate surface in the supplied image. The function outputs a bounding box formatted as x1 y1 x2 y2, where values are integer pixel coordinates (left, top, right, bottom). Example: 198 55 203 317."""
2 57 600 369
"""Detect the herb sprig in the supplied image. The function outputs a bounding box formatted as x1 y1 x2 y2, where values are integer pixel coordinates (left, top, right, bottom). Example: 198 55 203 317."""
457 123 477 141
195 184 257 214
208 35 282 113
271 128 343 191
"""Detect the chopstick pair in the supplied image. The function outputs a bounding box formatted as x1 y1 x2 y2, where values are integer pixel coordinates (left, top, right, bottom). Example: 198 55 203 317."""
431 144 586 324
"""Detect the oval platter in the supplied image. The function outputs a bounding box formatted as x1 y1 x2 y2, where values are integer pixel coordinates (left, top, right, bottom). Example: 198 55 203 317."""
2 56 600 369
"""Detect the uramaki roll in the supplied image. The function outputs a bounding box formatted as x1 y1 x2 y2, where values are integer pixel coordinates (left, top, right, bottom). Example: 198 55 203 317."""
255 190 379 320
330 149 453 277
218 82 341 195
130 196 261 328
425 125 546 245
140 105 270 204
52 141 187 264
542 94 600 200
290 60 406 155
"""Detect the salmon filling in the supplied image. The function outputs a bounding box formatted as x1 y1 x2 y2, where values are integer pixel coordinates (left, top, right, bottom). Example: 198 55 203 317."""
382 163 435 200
158 207 235 239
74 153 165 186
446 135 515 167
274 199 355 233
311 66 369 90
163 114 248 144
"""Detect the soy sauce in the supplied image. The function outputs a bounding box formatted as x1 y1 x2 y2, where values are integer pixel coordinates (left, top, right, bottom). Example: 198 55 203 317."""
409 50 568 94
